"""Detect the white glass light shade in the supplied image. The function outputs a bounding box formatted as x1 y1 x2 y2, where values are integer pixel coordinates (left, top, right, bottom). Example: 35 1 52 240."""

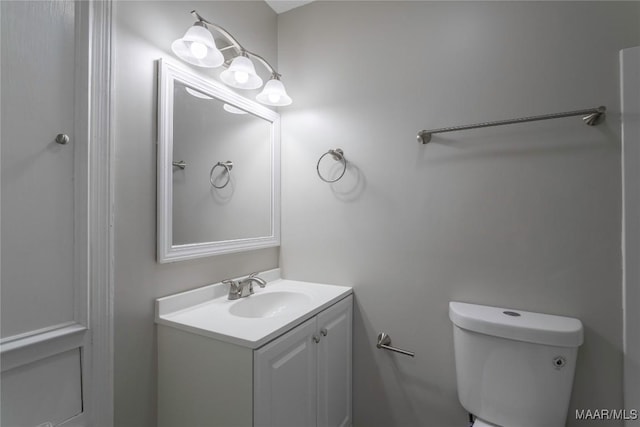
171 23 224 68
256 78 292 106
220 56 263 90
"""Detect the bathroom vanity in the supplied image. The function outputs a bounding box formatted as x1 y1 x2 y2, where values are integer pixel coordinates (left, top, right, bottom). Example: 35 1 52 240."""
155 269 352 427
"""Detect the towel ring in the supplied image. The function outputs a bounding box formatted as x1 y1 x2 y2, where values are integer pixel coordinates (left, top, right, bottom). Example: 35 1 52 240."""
210 161 233 189
317 149 347 183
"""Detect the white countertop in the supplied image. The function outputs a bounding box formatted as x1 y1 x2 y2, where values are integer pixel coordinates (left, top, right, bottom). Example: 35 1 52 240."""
155 269 352 349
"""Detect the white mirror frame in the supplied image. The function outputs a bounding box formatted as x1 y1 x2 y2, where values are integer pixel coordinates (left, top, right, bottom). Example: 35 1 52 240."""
157 59 280 263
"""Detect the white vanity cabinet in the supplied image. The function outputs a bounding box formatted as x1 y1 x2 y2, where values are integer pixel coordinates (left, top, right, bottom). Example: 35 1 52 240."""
157 290 352 427
254 295 352 427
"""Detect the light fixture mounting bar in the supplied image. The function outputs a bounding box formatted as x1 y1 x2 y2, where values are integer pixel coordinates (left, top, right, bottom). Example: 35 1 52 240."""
190 10 279 77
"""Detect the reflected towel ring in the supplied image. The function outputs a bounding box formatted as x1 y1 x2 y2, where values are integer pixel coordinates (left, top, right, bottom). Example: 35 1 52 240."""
317 149 347 183
210 161 233 189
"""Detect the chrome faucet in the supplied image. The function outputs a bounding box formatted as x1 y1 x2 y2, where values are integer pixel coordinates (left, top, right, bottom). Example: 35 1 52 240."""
224 272 267 300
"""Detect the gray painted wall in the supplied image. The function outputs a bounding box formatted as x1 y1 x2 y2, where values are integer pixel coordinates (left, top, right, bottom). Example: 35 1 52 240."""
278 2 640 426
113 2 278 426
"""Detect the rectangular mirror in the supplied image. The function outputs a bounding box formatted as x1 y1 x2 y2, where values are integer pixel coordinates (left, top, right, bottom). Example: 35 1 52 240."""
157 59 280 262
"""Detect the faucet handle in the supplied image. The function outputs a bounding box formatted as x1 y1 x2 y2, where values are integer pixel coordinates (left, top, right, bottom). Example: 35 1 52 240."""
223 279 241 300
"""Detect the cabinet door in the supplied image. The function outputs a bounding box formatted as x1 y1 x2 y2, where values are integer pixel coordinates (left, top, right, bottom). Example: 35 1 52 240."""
254 317 318 427
317 296 353 427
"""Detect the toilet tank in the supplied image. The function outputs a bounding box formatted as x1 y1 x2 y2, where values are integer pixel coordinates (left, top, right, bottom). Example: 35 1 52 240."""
449 302 583 427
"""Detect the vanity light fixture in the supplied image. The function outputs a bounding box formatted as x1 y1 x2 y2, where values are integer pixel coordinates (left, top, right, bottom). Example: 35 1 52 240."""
171 21 224 68
257 75 292 107
172 10 293 106
220 52 263 89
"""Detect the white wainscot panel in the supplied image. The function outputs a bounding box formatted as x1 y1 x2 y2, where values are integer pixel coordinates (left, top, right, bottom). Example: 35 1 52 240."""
1 348 82 426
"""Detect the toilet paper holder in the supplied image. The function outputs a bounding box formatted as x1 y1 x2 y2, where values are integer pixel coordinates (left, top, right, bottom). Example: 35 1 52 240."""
376 332 415 357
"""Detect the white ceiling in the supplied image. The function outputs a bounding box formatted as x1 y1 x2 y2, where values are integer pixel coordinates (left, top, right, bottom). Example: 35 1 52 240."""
264 0 315 14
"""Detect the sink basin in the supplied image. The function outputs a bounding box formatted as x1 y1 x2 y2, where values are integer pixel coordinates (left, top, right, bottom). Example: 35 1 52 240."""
156 271 353 348
229 291 312 319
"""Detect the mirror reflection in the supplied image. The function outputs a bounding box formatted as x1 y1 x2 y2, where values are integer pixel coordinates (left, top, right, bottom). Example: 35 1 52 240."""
172 82 272 245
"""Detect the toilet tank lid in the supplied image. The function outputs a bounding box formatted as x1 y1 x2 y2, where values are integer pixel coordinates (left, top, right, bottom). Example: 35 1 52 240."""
449 302 583 348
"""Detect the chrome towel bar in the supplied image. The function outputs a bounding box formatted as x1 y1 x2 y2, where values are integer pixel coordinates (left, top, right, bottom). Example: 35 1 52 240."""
377 332 415 357
417 105 606 144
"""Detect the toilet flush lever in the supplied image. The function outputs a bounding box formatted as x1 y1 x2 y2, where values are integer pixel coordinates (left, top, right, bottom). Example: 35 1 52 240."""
376 332 415 357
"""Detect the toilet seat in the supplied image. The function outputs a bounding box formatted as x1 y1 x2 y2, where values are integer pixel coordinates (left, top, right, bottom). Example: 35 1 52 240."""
472 418 499 427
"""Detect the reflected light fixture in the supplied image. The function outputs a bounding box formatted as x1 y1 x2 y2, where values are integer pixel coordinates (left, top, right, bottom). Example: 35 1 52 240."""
172 10 292 107
184 86 214 100
223 104 248 115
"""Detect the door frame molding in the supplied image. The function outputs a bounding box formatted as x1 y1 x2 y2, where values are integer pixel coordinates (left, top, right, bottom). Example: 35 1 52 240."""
622 45 640 426
86 0 114 425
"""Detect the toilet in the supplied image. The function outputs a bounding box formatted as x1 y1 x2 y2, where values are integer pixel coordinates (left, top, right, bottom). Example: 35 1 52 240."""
449 302 584 427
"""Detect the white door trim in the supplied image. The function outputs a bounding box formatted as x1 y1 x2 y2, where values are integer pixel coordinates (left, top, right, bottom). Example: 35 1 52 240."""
621 45 640 426
86 0 114 425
